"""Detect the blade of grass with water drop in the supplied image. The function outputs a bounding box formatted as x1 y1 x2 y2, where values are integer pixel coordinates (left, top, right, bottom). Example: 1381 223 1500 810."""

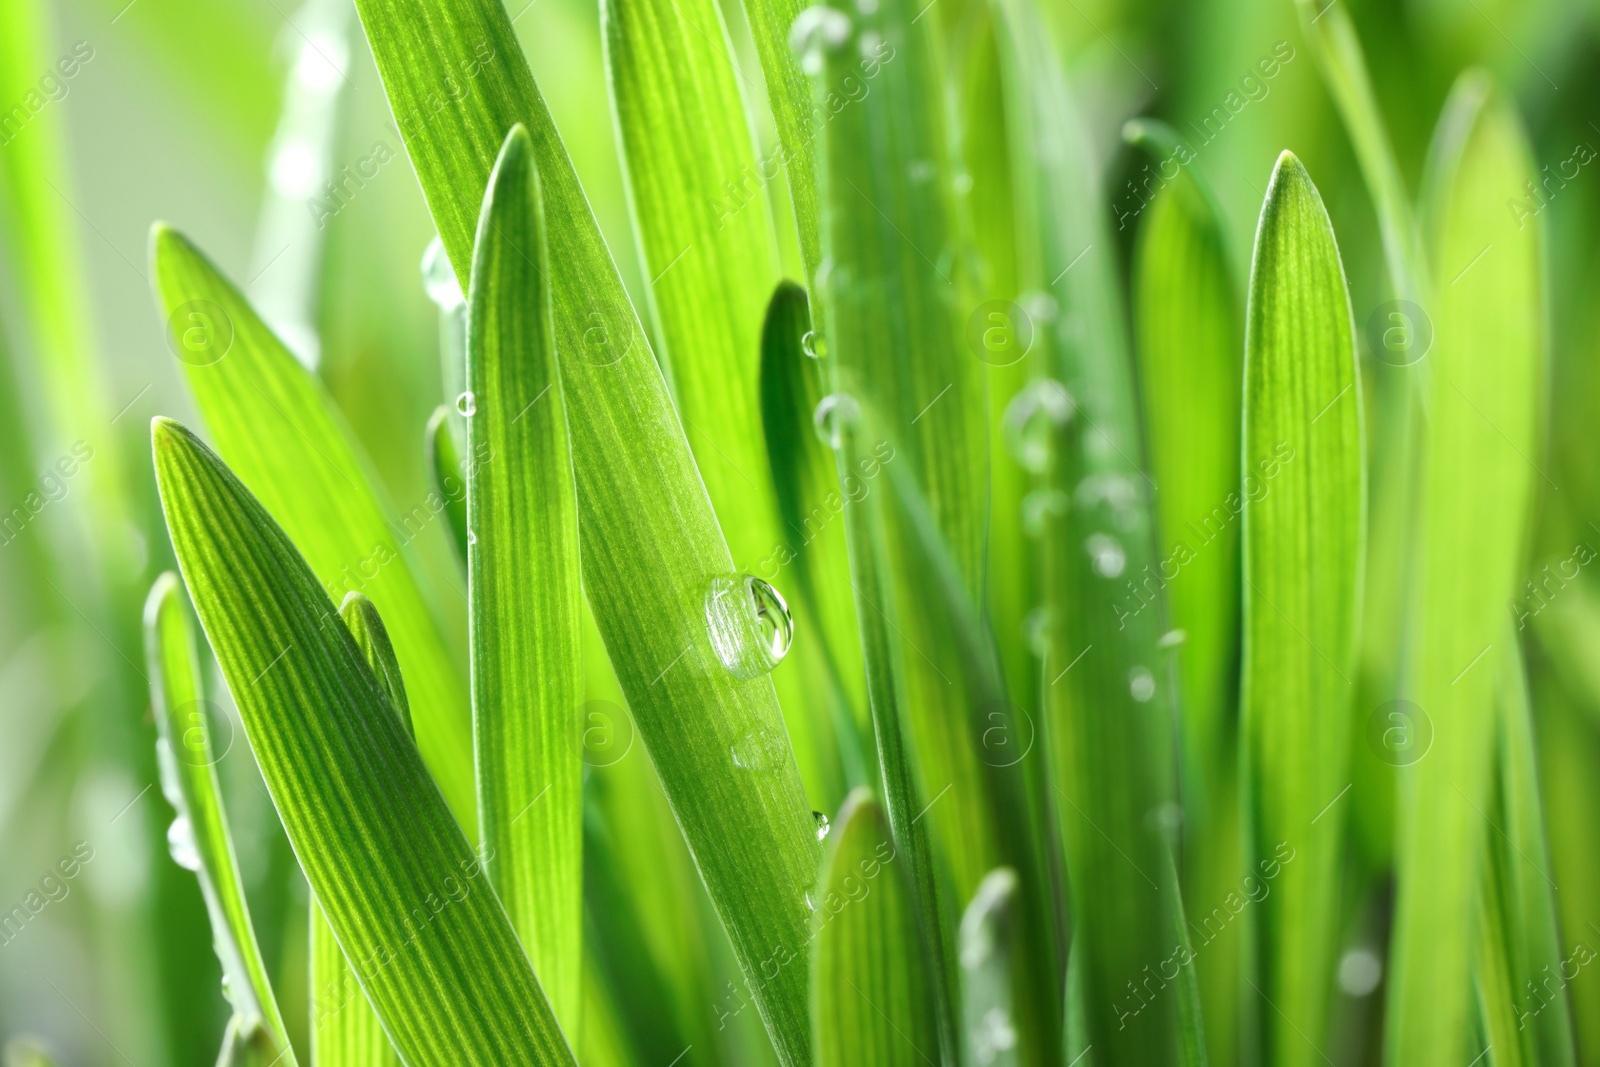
1127 118 1245 1067
346 3 820 1058
603 0 844 807
811 788 936 1067
143 573 295 1065
1241 151 1365 1067
961 868 1020 1067
465 127 584 1033
151 418 574 1064
1388 74 1544 1067
309 593 408 1067
990 1 1200 1062
735 0 819 280
148 227 476 830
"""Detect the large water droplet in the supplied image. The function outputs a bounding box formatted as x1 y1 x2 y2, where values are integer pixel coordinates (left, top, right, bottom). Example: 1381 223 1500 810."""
1003 379 1074 473
801 330 826 360
167 815 201 872
789 7 852 75
456 390 477 417
706 574 794 679
421 237 464 310
1128 666 1155 703
813 810 831 842
1021 490 1069 538
813 393 861 450
1085 533 1126 578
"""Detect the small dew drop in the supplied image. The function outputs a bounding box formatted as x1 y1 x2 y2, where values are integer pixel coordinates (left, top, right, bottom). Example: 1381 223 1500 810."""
973 1007 1018 1063
855 0 879 14
1157 628 1187 649
1021 489 1069 538
167 815 201 872
813 810 831 842
1085 533 1126 578
456 390 477 417
805 891 816 912
421 237 465 310
706 574 794 679
467 529 478 546
1338 947 1383 997
788 7 853 76
857 29 882 59
1128 666 1155 703
1022 607 1053 659
953 171 974 195
1002 379 1074 473
801 329 827 360
813 393 862 450
1018 289 1059 325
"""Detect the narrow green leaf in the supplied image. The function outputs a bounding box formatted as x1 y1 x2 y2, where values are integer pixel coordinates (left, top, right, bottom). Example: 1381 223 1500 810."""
738 0 819 279
152 417 574 1065
1127 118 1244 1067
1388 74 1544 1067
345 4 820 1059
149 226 476 830
309 592 406 1067
465 126 584 1033
960 869 1020 1067
812 788 935 1066
143 572 296 1064
1240 150 1365 1067
425 405 471 567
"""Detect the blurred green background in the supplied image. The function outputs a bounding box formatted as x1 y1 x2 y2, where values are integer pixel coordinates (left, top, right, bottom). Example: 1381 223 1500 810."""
1 0 1597 1062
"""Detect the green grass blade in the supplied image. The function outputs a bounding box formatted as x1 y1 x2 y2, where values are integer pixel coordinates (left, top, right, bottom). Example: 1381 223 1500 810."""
811 788 936 1067
465 126 584 1033
757 281 871 780
143 573 296 1064
346 4 821 1059
309 593 407 1067
151 418 575 1065
1241 151 1365 1067
1388 73 1544 1067
1127 118 1245 1067
961 868 1020 1067
148 227 476 830
424 405 471 567
737 0 818 279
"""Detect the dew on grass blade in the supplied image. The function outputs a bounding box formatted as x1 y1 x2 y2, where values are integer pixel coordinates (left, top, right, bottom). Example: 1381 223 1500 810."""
1085 533 1126 578
789 6 852 76
456 391 477 417
801 330 826 360
813 810 831 842
421 236 464 310
813 393 861 450
1002 379 1074 472
1021 489 1069 537
1128 666 1155 703
166 815 201 872
706 574 794 679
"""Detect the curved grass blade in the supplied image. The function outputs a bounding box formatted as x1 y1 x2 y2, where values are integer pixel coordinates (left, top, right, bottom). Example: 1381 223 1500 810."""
143 573 296 1065
1387 74 1544 1067
988 1 1200 1062
465 126 584 1033
345 3 821 1058
149 227 476 829
1240 151 1365 1067
811 788 936 1067
425 405 470 567
152 417 575 1065
310 592 407 1067
961 868 1020 1067
1127 118 1245 1067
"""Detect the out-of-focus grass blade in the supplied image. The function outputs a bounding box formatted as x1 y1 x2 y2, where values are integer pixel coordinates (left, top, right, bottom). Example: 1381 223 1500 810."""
758 281 871 779
1474 637 1576 1067
740 0 818 278
811 788 936 1066
1126 118 1244 1067
148 227 476 829
310 592 407 1067
1241 151 1364 1067
151 418 574 1064
144 573 295 1065
604 0 844 808
961 868 1019 1067
425 405 470 567
1388 73 1543 1067
989 0 1199 1062
465 126 584 1033
347 3 821 1059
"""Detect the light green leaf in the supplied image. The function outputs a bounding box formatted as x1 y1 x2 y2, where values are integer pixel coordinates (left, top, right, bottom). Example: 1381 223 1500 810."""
425 405 470 567
1240 150 1365 1067
465 126 584 1033
345 3 821 1059
961 868 1020 1067
1127 117 1244 1067
149 226 476 830
1388 73 1544 1067
151 417 574 1065
143 573 295 1064
309 592 407 1067
812 788 936 1067
737 0 818 280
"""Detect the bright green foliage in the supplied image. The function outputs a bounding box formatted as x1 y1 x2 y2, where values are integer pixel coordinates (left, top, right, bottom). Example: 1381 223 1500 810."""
1240 151 1364 1067
347 2 821 1059
1389 74 1545 1067
148 227 477 829
465 126 584 1033
811 789 935 1066
151 418 575 1064
143 573 296 1065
